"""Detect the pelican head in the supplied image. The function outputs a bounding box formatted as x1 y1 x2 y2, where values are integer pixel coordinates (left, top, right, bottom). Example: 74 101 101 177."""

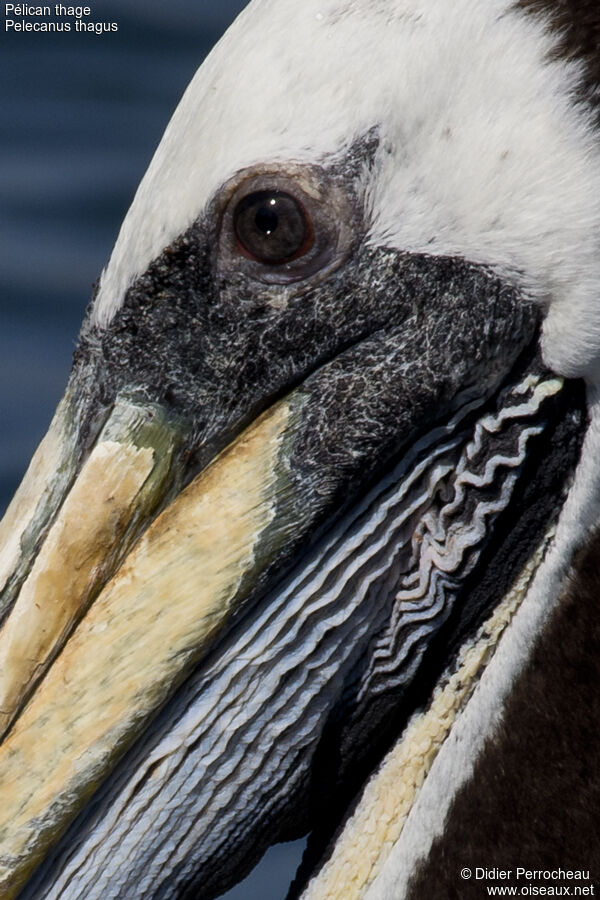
1 1 600 898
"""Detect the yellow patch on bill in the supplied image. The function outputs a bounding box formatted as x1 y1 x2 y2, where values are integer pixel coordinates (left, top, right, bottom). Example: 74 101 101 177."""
0 400 289 898
0 440 155 738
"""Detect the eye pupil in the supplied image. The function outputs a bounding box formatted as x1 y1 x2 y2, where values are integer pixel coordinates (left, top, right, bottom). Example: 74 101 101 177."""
254 205 279 236
234 190 312 264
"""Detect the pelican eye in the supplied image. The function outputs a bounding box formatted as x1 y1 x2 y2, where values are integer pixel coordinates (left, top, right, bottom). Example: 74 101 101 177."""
217 166 356 284
233 190 313 264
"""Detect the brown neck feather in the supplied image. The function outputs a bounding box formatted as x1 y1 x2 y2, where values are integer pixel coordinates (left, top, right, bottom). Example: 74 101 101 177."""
516 0 600 119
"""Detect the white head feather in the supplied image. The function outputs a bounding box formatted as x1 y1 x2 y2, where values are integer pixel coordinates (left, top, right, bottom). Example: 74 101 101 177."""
93 0 600 381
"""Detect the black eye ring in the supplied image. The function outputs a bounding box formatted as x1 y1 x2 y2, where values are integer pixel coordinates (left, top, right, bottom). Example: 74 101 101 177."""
233 190 314 265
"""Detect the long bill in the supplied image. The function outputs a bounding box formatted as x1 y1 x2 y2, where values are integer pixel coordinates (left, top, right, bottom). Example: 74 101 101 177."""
0 388 300 898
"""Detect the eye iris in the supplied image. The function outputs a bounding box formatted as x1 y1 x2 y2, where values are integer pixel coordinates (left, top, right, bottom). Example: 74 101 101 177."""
234 190 310 264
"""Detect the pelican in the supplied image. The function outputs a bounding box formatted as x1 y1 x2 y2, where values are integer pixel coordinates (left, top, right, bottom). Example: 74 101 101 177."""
1 0 599 897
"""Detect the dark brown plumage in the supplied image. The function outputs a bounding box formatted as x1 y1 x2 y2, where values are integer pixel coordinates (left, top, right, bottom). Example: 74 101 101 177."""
406 528 600 899
516 0 600 117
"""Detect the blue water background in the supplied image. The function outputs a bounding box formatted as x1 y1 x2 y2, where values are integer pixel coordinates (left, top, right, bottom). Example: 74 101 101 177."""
1 1 306 895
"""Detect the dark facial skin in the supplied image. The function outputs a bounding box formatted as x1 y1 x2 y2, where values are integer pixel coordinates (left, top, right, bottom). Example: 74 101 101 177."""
72 194 542 609
74 145 539 507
